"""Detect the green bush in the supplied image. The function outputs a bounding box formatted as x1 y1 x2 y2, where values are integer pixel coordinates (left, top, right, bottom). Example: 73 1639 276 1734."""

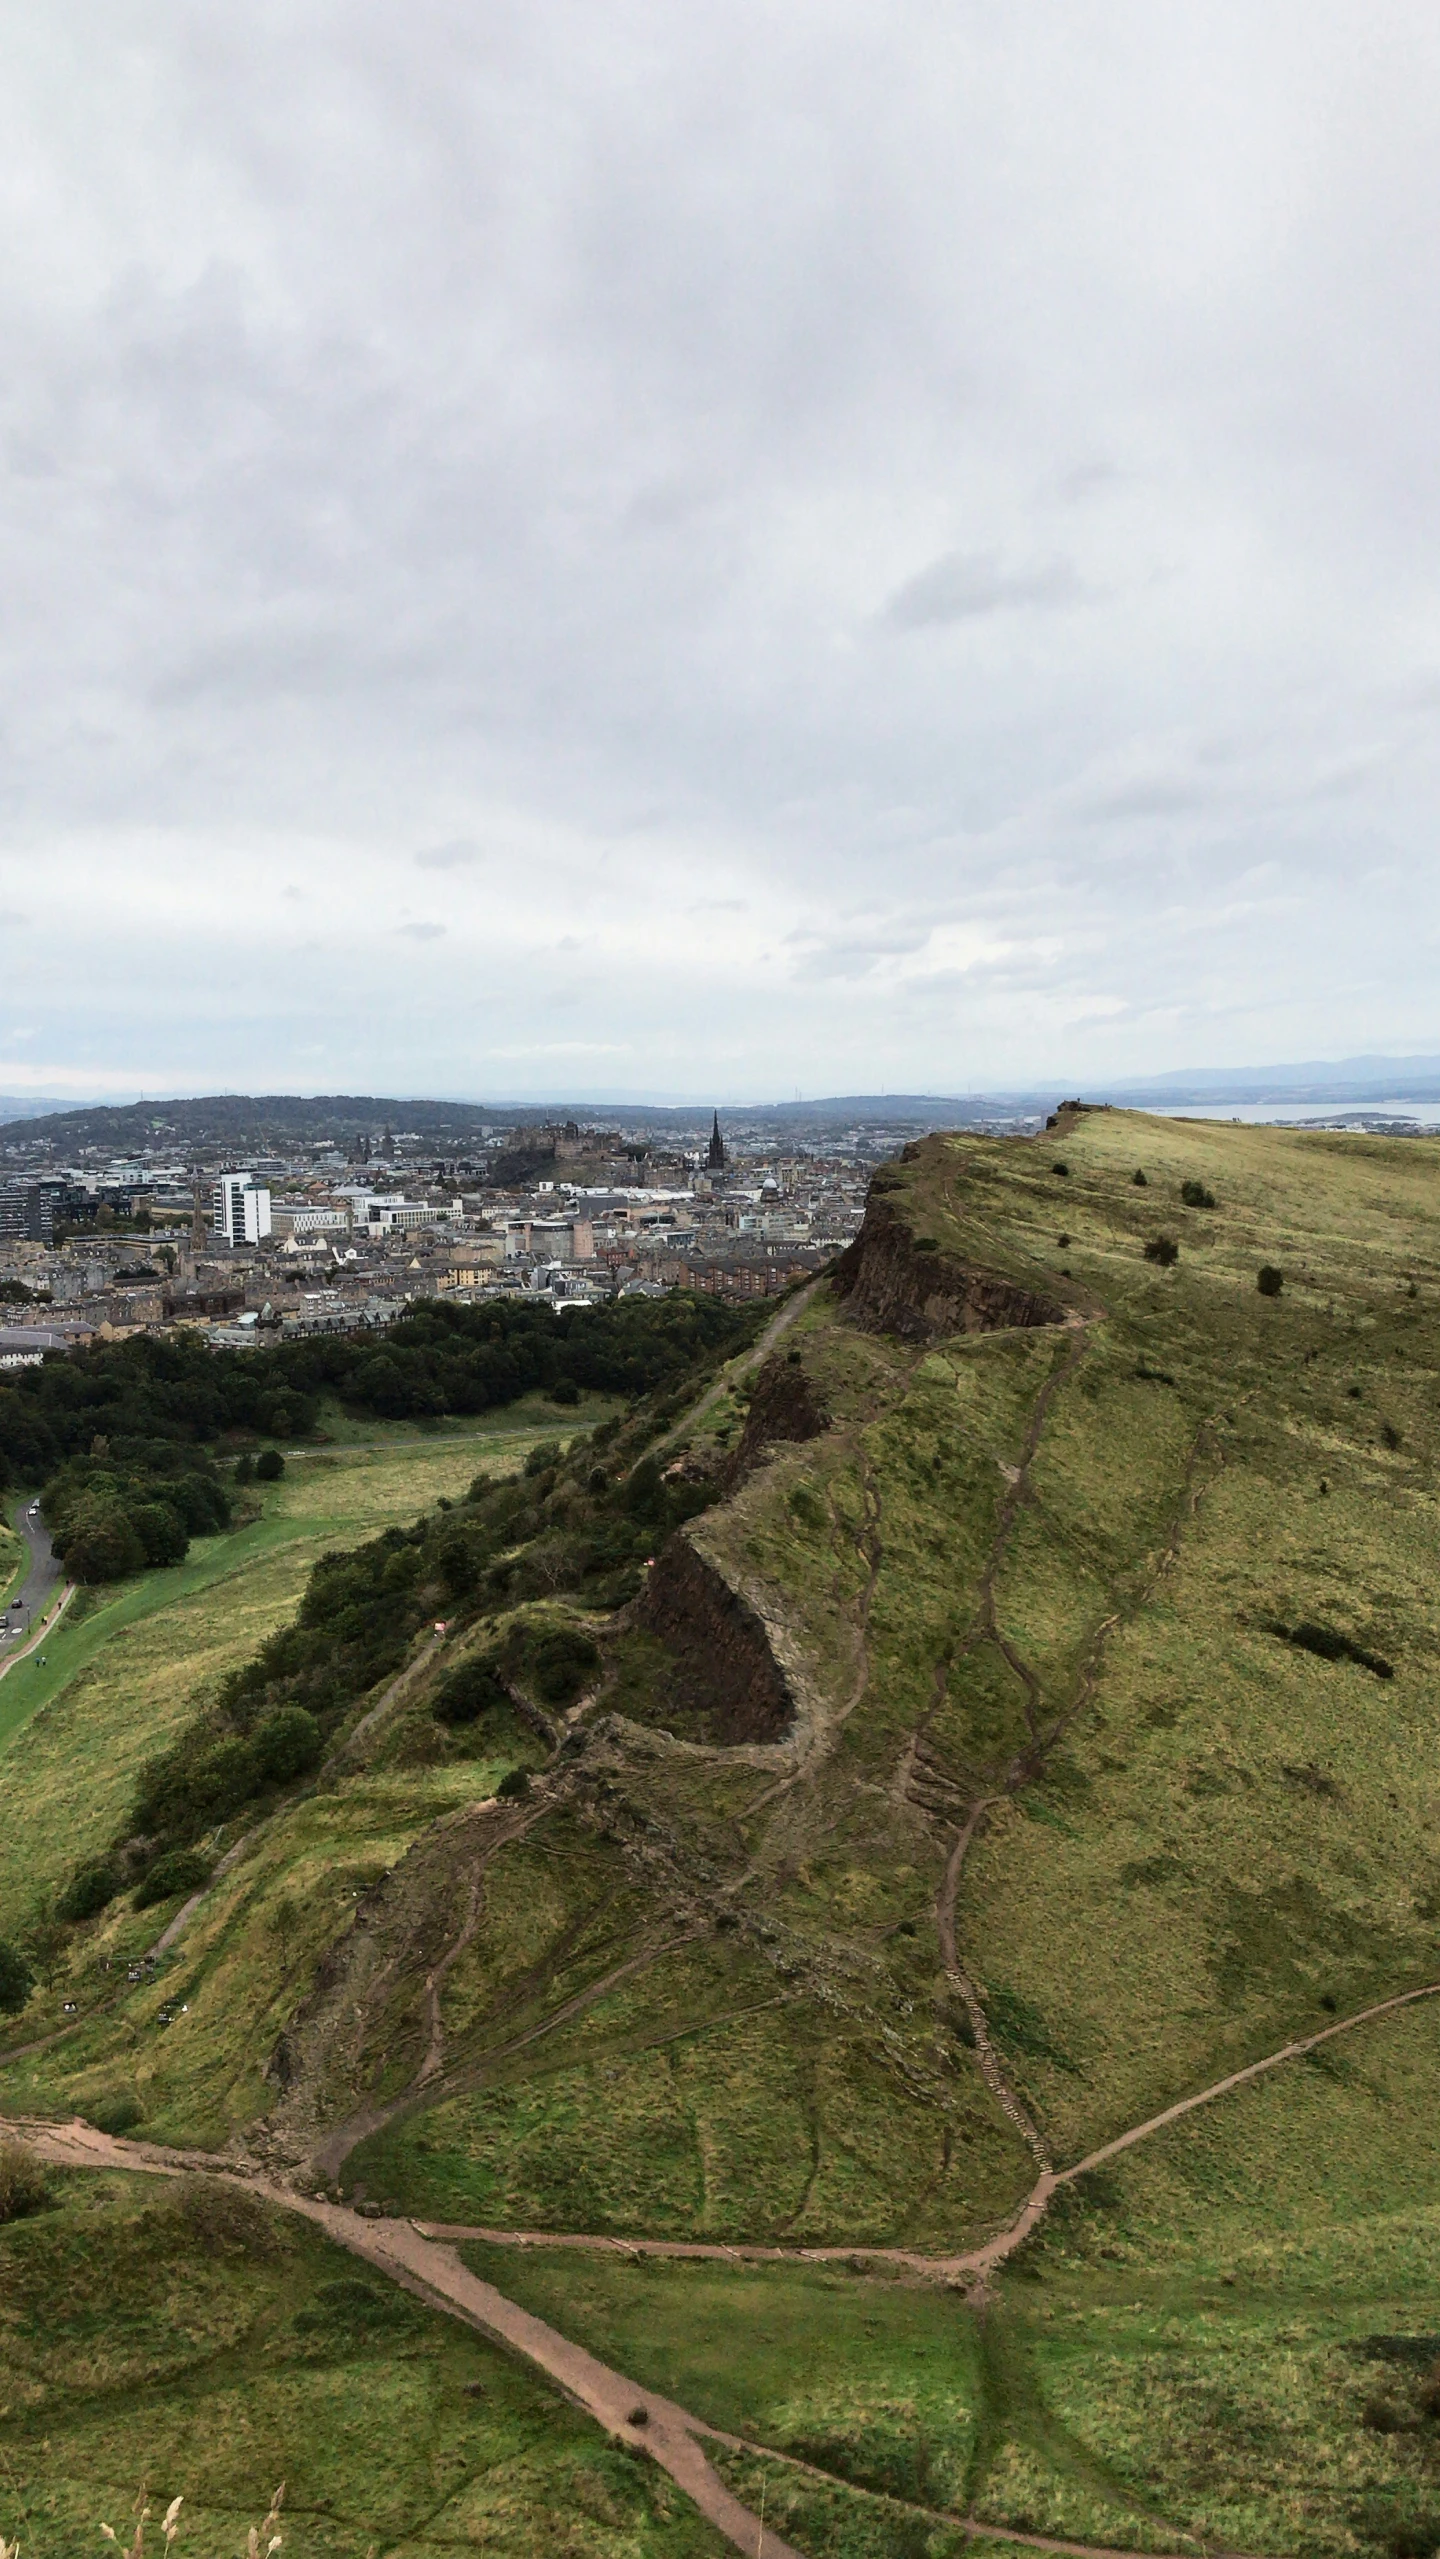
623 1457 666 1520
1180 1179 1217 1207
85 2090 144 2134
253 1704 323 1782
134 1847 213 1909
0 1938 34 2014
1132 1168 1148 1186
1257 1263 1284 1296
548 1378 581 1405
65 1514 146 1583
433 1658 511 1727
234 1451 255 1483
1144 1235 1179 1267
131 1500 189 1568
254 1447 285 1481
528 1625 602 1706
56 1862 119 1922
496 1766 531 1800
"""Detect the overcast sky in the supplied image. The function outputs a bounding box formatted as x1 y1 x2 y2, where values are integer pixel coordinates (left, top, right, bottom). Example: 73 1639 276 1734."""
4 2 1440 1102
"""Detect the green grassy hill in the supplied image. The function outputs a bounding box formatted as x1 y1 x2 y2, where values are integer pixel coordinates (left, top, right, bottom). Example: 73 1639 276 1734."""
5 1108 1440 2559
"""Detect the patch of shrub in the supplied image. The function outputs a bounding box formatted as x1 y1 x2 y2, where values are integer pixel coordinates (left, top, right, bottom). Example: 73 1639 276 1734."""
234 1451 255 1483
252 1704 323 1782
1057 1231 1071 1248
1382 1420 1402 1450
527 1625 602 1706
0 1938 34 2013
131 1501 189 1567
255 1447 284 1481
1144 1235 1179 1267
85 2089 144 2135
1180 1179 1217 1207
548 1378 581 1405
64 1514 147 1584
622 1456 666 1520
1132 1169 1148 1185
0 2138 49 2223
1257 1264 1284 1296
56 1862 120 1922
133 1846 213 1909
496 1766 532 1800
1052 1161 1070 1176
433 1657 511 1727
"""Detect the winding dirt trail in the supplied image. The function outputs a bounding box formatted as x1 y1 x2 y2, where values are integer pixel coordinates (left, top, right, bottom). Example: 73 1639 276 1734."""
333 1968 1440 2287
14 2110 1270 2559
648 1279 823 1465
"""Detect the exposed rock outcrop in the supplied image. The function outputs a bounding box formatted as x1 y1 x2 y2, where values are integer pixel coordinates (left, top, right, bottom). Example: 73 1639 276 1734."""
831 1185 1065 1341
638 1537 794 1745
720 1352 831 1491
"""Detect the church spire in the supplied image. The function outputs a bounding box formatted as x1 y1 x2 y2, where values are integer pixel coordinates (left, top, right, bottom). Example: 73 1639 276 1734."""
707 1111 726 1173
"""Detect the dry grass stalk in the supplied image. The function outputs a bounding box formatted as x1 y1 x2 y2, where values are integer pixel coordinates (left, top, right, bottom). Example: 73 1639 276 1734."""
97 2487 284 2559
99 2490 182 2559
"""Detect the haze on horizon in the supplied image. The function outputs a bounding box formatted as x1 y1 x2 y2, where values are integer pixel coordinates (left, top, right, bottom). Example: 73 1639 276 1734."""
3 2 1439 1105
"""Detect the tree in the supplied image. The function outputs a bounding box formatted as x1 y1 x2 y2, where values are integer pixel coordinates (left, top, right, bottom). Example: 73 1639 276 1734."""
66 1514 146 1584
131 1501 189 1568
1257 1264 1283 1296
253 1704 322 1782
254 1448 284 1482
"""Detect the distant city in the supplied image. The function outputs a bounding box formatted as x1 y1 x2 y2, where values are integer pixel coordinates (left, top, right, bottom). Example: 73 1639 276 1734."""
4 1060 1439 1366
0 1095 1044 1363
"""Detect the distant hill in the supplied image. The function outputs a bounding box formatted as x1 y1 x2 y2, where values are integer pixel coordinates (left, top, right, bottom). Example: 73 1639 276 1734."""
0 1089 1042 1155
0 1092 534 1155
7 1053 1440 1156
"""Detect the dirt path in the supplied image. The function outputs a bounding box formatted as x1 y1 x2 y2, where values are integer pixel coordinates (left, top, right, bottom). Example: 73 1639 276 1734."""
335 1968 1440 2288
11 2116 1261 2559
649 1280 822 1462
17 2117 807 2559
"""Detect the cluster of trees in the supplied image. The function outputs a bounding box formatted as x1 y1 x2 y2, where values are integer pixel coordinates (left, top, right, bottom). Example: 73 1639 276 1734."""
0 1292 758 1489
50 1367 740 1928
41 1445 232 1583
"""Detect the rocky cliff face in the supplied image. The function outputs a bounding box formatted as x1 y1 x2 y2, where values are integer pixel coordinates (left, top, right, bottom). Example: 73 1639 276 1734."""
720 1351 830 1491
638 1535 794 1745
831 1185 1065 1340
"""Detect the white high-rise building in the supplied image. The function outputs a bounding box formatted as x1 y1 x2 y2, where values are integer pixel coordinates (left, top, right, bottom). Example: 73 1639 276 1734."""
212 1172 272 1247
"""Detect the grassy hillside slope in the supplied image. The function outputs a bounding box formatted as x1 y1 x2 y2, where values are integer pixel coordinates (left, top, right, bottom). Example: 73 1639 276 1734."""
6 1108 1440 2559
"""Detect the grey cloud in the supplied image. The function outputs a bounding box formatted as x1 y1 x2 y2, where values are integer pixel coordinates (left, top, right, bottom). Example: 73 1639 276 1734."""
0 5 1438 1095
415 840 480 870
1079 778 1215 823
882 550 1086 630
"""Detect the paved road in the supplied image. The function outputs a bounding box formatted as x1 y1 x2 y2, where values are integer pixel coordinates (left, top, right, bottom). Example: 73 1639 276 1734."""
2 1496 60 1642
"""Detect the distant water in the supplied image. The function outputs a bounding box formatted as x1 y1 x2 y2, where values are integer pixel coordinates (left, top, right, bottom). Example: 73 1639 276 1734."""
1145 1097 1440 1131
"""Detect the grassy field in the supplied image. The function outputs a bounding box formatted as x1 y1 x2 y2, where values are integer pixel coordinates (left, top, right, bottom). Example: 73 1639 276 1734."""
9 1115 1440 2557
0 1404 608 1937
0 2168 728 2559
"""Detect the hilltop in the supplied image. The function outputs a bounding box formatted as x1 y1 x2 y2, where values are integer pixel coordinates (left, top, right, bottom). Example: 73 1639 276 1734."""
4 1107 1440 2559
